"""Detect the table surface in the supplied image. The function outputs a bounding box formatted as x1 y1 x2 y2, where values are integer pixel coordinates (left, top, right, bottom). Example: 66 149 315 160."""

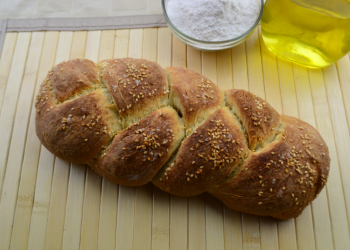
0 26 349 250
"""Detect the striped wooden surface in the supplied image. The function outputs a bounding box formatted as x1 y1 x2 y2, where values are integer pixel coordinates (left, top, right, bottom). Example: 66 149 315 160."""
0 27 349 250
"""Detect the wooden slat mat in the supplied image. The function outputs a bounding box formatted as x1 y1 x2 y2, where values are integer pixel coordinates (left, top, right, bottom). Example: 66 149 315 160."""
0 27 349 250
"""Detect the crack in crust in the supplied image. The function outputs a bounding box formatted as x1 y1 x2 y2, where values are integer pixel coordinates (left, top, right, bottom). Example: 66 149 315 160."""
152 107 249 196
166 67 224 135
35 58 331 220
46 58 103 105
225 89 281 151
99 58 169 128
91 107 184 186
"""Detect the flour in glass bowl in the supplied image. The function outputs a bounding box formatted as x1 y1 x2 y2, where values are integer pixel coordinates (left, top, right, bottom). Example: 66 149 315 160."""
167 0 260 41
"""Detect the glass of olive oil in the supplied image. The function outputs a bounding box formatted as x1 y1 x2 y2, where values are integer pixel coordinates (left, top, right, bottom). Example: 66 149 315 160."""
261 0 350 68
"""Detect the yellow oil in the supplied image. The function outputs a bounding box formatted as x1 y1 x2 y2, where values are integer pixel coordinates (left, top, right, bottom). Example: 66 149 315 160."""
261 0 350 68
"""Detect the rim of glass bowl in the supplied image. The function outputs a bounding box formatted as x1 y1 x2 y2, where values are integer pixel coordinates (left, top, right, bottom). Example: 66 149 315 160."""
162 0 264 44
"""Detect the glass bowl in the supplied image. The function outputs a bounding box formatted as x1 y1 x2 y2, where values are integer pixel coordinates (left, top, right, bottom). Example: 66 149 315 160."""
162 0 264 51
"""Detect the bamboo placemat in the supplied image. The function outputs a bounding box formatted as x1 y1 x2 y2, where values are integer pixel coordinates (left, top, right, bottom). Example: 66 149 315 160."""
0 27 349 250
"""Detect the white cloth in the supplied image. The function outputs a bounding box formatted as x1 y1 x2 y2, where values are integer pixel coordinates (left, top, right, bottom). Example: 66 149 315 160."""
0 0 162 19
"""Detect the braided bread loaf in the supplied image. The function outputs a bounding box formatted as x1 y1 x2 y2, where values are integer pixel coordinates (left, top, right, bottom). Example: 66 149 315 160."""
35 58 330 220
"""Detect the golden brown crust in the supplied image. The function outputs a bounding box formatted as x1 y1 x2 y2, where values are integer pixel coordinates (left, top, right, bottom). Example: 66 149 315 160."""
47 58 100 102
35 58 331 220
36 89 120 164
225 89 281 150
166 67 224 132
208 115 330 219
91 107 184 186
98 58 168 126
152 107 249 196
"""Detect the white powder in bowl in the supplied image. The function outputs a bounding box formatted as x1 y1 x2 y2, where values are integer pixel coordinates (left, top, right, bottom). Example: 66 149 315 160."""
167 0 260 41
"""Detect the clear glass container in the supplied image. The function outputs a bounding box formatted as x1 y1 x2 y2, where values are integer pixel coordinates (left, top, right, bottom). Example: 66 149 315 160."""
261 0 350 68
162 0 264 51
